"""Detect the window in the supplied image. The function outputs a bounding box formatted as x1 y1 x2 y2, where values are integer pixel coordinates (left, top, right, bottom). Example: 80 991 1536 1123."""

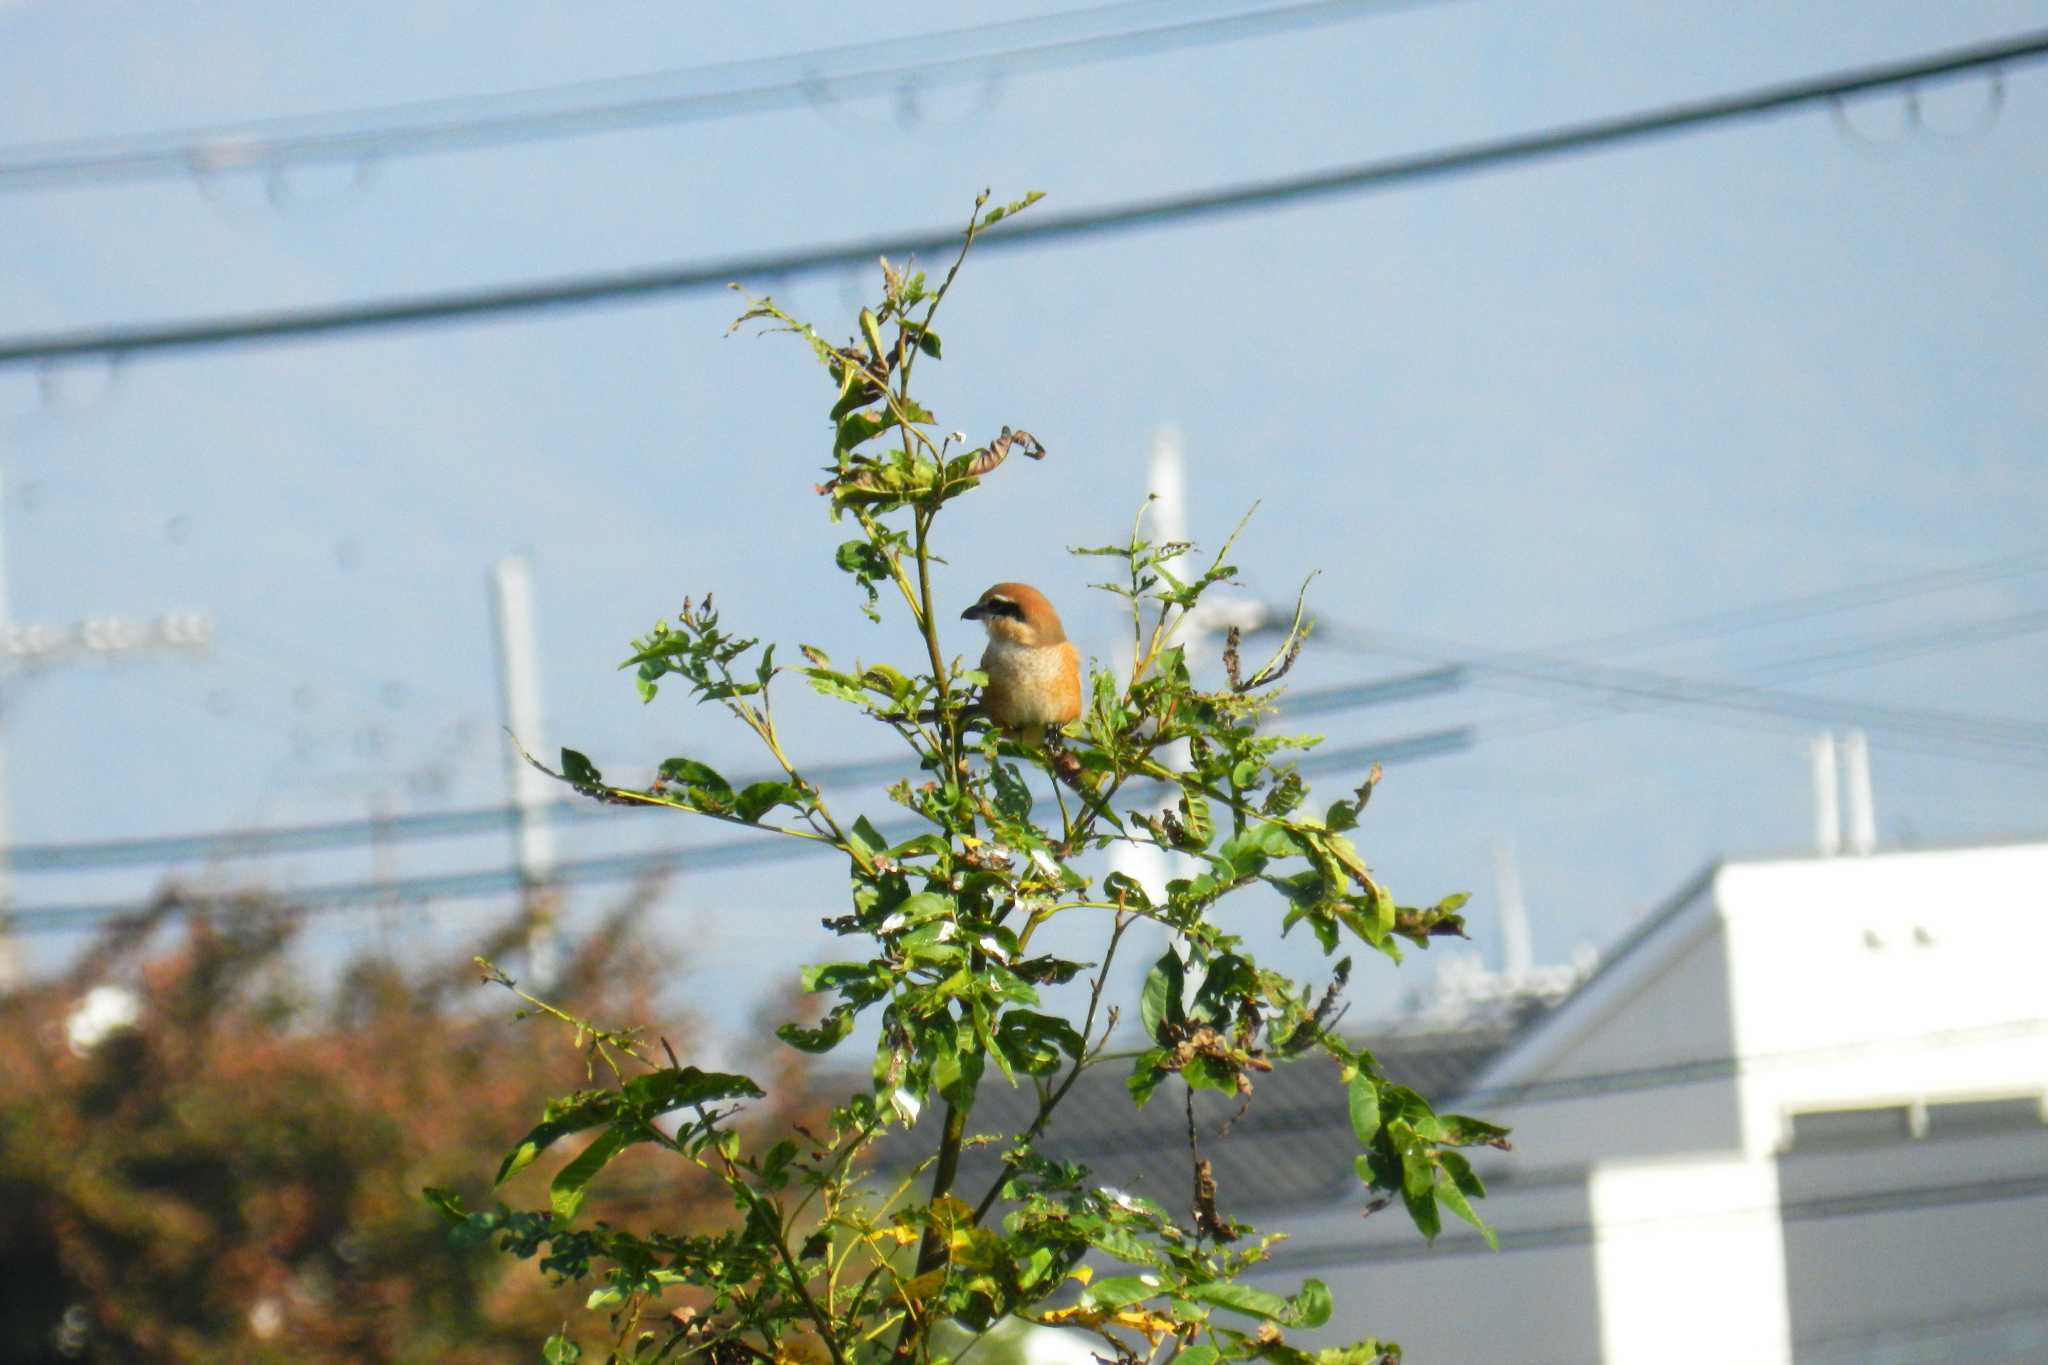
1788 1105 1912 1148
1925 1097 2044 1136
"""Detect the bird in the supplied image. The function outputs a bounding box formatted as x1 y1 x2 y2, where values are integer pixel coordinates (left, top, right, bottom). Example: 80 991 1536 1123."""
961 582 1082 745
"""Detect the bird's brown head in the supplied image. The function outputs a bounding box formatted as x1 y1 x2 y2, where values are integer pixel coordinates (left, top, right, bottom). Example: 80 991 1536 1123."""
961 582 1068 647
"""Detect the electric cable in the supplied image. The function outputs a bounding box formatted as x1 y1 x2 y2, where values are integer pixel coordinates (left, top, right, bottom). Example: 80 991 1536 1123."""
12 546 2048 877
3 29 2043 368
0 1 1453 193
2 723 1471 931
1267 1169 2048 1269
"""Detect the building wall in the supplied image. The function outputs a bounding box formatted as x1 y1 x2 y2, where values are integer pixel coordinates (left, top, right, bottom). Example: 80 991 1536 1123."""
1256 1175 1603 1365
1186 842 2048 1365
1718 843 2048 1157
1778 1127 2048 1363
1471 902 1745 1175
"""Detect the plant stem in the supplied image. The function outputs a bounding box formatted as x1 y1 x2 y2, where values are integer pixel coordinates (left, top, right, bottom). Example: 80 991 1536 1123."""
969 912 1131 1222
893 1098 969 1360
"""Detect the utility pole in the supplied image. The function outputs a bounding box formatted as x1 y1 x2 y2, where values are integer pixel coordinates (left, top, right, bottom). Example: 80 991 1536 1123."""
1811 731 1841 857
1810 730 1877 857
1491 836 1535 980
490 555 558 983
1841 729 1876 855
1109 429 1193 912
0 470 214 987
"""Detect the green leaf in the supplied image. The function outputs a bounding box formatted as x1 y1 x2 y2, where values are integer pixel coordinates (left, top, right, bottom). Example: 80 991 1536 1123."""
889 891 955 926
551 1124 635 1222
1187 1280 1290 1321
1218 823 1303 870
989 762 1033 822
1438 1112 1513 1148
1436 1151 1497 1249
621 1067 765 1113
934 1021 985 1108
981 190 1045 227
760 1137 800 1188
559 748 602 787
736 780 800 823
1139 951 1185 1038
543 1333 583 1365
836 410 893 453
421 1186 466 1223
996 1009 1085 1075
915 328 942 359
1078 1275 1160 1312
1290 1279 1334 1329
850 815 889 861
778 1006 856 1053
800 961 875 993
1402 1183 1442 1240
1179 1350 1221 1365
659 757 734 806
496 1095 614 1185
1127 1049 1168 1108
1346 1069 1382 1146
1101 870 1153 910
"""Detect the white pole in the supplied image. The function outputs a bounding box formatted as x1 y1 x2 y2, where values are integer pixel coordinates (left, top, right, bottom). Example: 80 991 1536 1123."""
491 556 558 981
1811 733 1840 857
1137 428 1197 1001
1841 730 1876 855
1107 637 1173 908
1492 837 1534 979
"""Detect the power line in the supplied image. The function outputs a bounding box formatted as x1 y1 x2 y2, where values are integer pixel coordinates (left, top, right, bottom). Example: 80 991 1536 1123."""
0 0 1449 193
0 724 1474 929
0 666 1462 875
1325 610 2048 765
15 545 2048 879
1454 1016 2048 1110
4 29 2044 369
0 724 1473 932
1267 1169 2048 1269
1498 547 2048 662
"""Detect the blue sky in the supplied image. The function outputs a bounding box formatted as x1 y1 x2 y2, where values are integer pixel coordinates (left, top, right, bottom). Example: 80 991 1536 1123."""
3 1 2046 1028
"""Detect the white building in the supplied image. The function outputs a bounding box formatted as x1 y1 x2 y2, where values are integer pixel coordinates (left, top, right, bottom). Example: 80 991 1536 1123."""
1268 836 2048 1364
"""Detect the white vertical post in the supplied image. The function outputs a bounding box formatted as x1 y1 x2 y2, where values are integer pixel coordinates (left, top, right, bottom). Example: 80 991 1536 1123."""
1107 638 1173 907
1841 729 1876 855
1810 732 1840 857
1491 837 1534 979
491 555 558 981
1128 428 1198 998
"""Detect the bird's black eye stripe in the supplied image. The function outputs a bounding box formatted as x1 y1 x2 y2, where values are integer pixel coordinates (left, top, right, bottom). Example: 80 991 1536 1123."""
985 598 1025 621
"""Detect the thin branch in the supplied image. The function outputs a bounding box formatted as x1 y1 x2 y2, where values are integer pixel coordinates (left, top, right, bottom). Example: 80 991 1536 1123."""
970 910 1132 1222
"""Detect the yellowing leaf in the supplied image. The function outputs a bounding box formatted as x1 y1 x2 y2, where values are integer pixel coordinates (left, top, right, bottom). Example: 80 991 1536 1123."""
775 1329 833 1365
1035 1305 1181 1346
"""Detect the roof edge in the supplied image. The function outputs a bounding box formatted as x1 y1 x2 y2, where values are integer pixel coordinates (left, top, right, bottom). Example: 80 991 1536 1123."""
1451 859 1722 1102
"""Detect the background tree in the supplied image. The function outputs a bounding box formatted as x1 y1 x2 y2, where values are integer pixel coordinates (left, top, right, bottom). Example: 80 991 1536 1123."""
0 885 800 1364
444 192 1507 1365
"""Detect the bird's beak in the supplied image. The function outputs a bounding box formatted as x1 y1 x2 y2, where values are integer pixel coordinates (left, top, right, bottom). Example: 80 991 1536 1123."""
960 603 985 621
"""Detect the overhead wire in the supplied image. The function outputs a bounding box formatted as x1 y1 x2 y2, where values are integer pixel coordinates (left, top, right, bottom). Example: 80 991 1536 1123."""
1319 609 2048 767
9 547 2047 885
0 0 1455 193
14 587 2047 884
1267 1169 2048 1269
1 722 1474 930
4 29 2046 368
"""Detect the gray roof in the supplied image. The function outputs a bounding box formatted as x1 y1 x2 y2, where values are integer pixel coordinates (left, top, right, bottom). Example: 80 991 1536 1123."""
871 1013 1532 1219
